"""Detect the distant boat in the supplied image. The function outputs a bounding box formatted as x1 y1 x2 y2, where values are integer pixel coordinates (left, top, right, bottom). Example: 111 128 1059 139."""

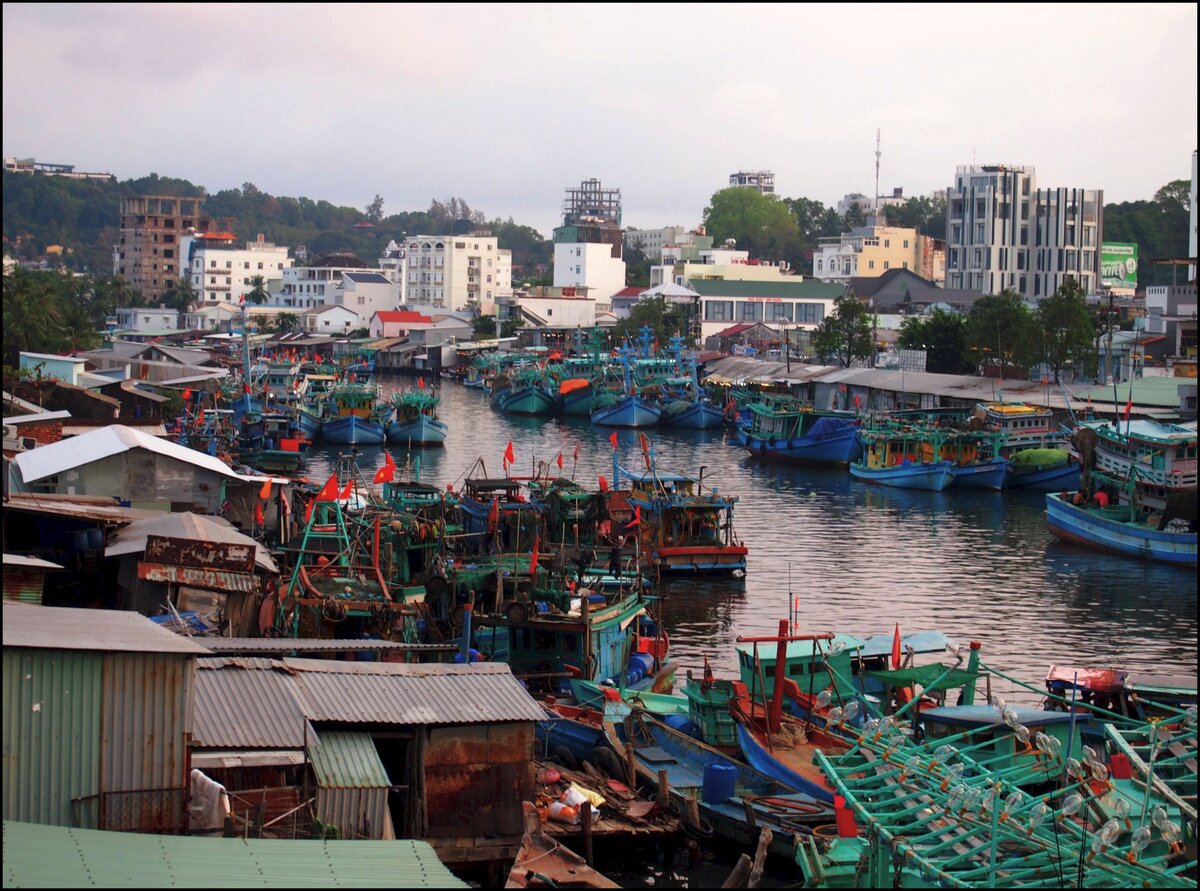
850 423 954 491
741 395 861 465
387 390 447 446
974 401 1079 490
1045 491 1197 567
322 383 389 445
490 367 560 415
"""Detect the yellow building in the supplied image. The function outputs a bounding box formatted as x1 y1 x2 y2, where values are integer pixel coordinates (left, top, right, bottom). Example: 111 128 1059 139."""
814 224 922 283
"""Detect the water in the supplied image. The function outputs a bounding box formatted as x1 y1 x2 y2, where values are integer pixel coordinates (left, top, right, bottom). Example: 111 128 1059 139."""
305 379 1198 705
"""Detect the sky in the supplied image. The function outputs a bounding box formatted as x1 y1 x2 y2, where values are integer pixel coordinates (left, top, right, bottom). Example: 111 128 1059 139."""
4 3 1197 238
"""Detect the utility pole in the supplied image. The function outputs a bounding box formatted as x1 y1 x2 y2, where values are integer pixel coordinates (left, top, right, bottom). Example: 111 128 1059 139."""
874 129 882 213
1105 292 1115 385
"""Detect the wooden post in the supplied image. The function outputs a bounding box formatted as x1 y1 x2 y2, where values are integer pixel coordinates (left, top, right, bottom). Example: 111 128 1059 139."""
742 799 757 833
624 741 637 786
657 769 669 809
748 826 773 888
580 801 593 867
684 796 700 830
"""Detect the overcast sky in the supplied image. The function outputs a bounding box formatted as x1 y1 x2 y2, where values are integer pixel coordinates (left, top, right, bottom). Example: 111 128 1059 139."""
4 3 1196 237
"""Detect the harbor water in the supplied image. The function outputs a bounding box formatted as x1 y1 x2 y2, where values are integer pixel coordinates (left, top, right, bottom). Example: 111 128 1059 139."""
305 379 1198 705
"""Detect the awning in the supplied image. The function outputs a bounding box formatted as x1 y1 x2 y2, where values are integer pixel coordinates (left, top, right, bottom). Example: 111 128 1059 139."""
137 563 259 593
191 750 306 769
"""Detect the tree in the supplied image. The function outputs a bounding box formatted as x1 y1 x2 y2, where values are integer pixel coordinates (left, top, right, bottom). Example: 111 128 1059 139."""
813 295 874 368
162 276 197 313
842 203 867 229
365 194 385 223
471 315 497 339
1154 179 1190 214
962 290 1035 373
1035 277 1095 382
702 188 801 266
612 295 690 347
274 312 301 334
898 309 970 374
2 268 59 363
246 274 269 305
56 300 100 352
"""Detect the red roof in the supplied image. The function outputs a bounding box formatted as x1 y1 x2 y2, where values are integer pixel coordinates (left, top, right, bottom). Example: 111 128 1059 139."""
198 231 237 240
375 310 433 324
716 323 754 337
613 286 645 298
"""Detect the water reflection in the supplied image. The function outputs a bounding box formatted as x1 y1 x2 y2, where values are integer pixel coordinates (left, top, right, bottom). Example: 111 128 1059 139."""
300 379 1197 701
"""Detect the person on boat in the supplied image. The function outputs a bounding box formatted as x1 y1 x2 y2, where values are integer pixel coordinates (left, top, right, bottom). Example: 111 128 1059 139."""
608 538 624 576
1093 490 1109 508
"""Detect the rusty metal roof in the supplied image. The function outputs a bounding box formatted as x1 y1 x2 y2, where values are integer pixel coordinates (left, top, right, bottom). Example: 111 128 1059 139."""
192 657 314 749
202 638 457 654
3 603 211 655
285 658 545 725
3 494 162 523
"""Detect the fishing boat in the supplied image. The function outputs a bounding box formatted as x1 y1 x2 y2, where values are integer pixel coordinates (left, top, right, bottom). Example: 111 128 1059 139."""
322 382 389 444
1076 418 1197 512
386 389 448 446
659 354 725 429
615 444 747 574
234 410 306 474
1043 665 1198 722
849 422 955 491
1045 489 1197 567
591 350 661 428
740 394 861 465
568 678 690 716
604 710 834 857
974 401 1081 490
937 430 1010 490
491 366 561 415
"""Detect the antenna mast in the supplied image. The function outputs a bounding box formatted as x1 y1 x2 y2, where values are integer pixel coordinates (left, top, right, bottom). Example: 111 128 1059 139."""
874 128 881 213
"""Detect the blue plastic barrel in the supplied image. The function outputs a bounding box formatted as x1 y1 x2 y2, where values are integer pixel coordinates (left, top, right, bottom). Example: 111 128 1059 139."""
702 761 737 804
86 528 104 550
629 653 655 677
454 648 481 664
663 715 703 740
626 668 643 686
588 593 606 604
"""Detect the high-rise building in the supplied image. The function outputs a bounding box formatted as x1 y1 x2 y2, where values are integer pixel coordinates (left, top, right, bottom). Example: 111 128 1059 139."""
552 178 626 302
181 231 292 304
115 195 211 303
404 235 510 310
945 164 1102 298
728 170 775 194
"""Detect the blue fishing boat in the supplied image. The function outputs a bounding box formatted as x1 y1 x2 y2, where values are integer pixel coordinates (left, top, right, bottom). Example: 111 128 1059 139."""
1045 490 1197 567
849 425 950 494
975 401 1080 490
490 366 560 415
591 349 661 428
939 430 1010 490
386 390 447 446
741 395 861 465
605 712 834 856
322 383 389 444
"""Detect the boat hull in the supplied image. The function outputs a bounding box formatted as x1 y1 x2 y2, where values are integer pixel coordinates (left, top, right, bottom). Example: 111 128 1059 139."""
662 402 725 429
491 386 558 415
950 458 1010 490
322 415 386 445
1045 493 1197 567
735 723 835 803
591 395 661 428
1008 461 1080 491
561 385 595 416
386 415 448 446
744 426 862 466
849 460 954 491
654 545 748 573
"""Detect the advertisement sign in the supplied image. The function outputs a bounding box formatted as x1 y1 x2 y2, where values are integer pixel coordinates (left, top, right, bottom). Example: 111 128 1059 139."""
1100 243 1138 289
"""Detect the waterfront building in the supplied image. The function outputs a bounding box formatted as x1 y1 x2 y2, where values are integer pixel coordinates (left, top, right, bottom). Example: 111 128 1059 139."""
691 278 844 344
729 170 775 194
370 309 434 338
553 178 626 303
552 241 626 303
945 164 1103 299
1145 284 1198 360
114 195 212 304
848 268 983 314
181 231 292 305
652 247 792 288
378 238 410 305
115 306 181 333
405 234 510 310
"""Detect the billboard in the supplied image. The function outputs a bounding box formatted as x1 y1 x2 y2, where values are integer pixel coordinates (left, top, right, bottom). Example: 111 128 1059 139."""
1100 243 1138 289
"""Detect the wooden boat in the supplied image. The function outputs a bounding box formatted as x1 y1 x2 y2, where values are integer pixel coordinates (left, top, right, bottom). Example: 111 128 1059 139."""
604 710 833 857
569 678 690 716
387 390 448 446
740 394 861 466
323 383 389 444
1045 490 1197 567
850 423 954 490
974 401 1080 490
1044 665 1198 722
1077 417 1197 512
491 367 561 415
591 350 661 428
506 802 618 888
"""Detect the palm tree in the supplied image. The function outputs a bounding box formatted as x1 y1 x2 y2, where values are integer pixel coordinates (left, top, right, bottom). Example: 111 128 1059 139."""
275 312 301 334
163 277 197 314
3 269 60 363
246 274 269 305
56 301 101 353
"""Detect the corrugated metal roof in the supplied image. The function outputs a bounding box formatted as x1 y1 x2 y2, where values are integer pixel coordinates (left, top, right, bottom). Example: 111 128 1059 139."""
1 821 468 887
285 658 545 725
3 603 211 655
61 422 170 437
13 424 248 484
2 410 72 425
192 658 313 749
2 494 162 524
106 512 278 573
308 731 390 788
2 554 64 570
202 638 457 654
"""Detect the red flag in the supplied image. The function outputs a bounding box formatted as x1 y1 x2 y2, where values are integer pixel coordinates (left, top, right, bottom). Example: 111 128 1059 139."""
1122 393 1133 421
573 443 580 462
503 440 515 469
339 480 353 501
598 475 609 492
255 502 265 525
556 452 564 469
239 292 245 305
891 623 902 670
316 473 340 502
609 431 618 449
197 408 205 425
374 451 397 485
259 478 272 500
625 505 642 528
529 533 540 575
417 377 425 389
487 497 500 531
243 383 251 395
182 388 192 401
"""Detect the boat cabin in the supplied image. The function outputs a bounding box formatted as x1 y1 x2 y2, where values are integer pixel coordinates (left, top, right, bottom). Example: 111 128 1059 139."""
735 634 863 699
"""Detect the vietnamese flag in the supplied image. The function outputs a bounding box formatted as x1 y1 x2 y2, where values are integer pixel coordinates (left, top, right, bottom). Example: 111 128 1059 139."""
487 497 500 531
254 502 265 525
182 388 192 401
417 377 425 389
598 475 609 492
374 451 397 485
556 452 564 469
891 623 903 670
259 478 272 500
243 383 252 395
529 533 540 575
609 430 619 449
316 473 340 502
339 480 353 501
1122 393 1133 421
625 505 642 528
503 440 515 470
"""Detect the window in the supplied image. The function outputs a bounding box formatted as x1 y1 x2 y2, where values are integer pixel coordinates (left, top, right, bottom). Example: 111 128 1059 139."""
903 240 909 249
704 300 734 321
547 308 553 316
244 262 250 269
767 302 793 321
883 261 890 270
258 262 263 269
884 239 890 248
740 302 763 322
868 260 875 270
210 260 217 268
226 277 232 284
817 260 823 272
796 302 825 324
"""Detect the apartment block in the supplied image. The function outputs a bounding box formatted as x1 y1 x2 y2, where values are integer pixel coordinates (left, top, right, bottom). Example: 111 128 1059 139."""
728 170 775 194
115 195 211 303
405 235 510 310
182 232 292 304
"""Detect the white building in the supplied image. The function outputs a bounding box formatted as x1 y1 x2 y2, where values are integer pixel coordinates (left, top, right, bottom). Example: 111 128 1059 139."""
624 226 703 260
514 294 596 329
945 164 1102 299
182 232 292 305
303 305 361 335
651 248 791 288
117 306 180 332
837 188 909 218
405 234 511 310
552 242 626 303
378 239 409 305
728 171 775 194
338 271 400 321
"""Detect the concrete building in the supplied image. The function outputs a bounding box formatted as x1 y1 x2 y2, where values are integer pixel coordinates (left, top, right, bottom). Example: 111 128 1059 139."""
552 241 626 303
18 353 89 386
115 195 211 303
837 188 909 218
369 309 434 339
690 279 844 343
624 226 713 261
945 164 1103 299
652 248 791 288
405 235 509 310
378 239 409 305
729 170 775 194
182 231 292 305
4 156 115 181
814 222 922 283
276 253 374 309
1145 284 1198 359
514 292 596 329
303 304 361 335
115 306 180 333
552 178 626 302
